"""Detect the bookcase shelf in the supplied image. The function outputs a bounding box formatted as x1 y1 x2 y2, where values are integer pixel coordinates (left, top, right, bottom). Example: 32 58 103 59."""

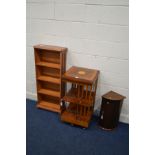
37 101 60 113
37 75 60 84
38 88 60 98
34 44 67 113
36 61 60 69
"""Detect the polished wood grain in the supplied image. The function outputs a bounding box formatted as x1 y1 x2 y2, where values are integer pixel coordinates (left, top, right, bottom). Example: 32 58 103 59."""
102 91 126 101
38 66 60 78
62 66 99 84
99 91 125 130
37 101 60 113
61 66 99 128
61 109 92 128
37 75 60 84
34 44 67 52
62 87 94 106
38 89 60 98
34 44 67 113
36 62 60 69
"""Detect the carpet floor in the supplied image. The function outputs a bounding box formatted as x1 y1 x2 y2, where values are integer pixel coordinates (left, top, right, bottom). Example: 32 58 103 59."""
26 99 129 155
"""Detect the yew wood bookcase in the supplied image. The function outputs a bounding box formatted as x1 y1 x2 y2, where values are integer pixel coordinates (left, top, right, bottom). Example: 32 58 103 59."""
60 66 99 128
34 44 67 113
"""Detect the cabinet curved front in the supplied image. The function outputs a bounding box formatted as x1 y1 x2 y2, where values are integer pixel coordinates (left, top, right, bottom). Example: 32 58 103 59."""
98 92 124 130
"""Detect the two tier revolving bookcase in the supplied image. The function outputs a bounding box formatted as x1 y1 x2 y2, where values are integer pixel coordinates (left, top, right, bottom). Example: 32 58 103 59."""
60 66 99 128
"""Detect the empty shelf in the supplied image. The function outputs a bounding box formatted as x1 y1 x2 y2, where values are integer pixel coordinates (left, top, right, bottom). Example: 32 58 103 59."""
38 89 60 98
37 75 60 84
37 101 60 113
36 62 60 69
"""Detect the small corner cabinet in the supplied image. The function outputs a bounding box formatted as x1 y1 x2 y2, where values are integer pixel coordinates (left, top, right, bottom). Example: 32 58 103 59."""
98 91 126 130
60 66 99 128
34 44 67 113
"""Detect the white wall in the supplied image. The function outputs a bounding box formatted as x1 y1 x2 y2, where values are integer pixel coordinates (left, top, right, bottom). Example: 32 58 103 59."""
26 0 129 123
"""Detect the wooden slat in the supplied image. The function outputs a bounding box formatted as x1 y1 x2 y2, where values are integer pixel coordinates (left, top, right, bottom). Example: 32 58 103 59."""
77 85 80 98
37 75 60 84
62 87 94 106
89 85 92 101
81 85 84 98
36 61 60 69
38 89 60 97
37 101 60 113
85 85 88 99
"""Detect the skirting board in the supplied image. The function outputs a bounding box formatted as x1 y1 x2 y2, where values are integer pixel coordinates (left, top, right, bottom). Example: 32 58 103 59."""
26 91 129 124
94 108 129 124
26 92 37 101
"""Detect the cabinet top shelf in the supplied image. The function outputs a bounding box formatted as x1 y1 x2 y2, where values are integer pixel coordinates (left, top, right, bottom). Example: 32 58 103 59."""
34 44 67 52
102 91 126 101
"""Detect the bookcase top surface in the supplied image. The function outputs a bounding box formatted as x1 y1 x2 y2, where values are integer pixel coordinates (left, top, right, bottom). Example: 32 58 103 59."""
34 44 67 52
63 66 99 84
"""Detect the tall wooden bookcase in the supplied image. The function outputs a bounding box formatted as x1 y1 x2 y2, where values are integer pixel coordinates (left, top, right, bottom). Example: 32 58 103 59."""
34 44 67 113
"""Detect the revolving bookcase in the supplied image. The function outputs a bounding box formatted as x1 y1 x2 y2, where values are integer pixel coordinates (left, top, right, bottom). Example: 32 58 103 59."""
60 66 99 128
